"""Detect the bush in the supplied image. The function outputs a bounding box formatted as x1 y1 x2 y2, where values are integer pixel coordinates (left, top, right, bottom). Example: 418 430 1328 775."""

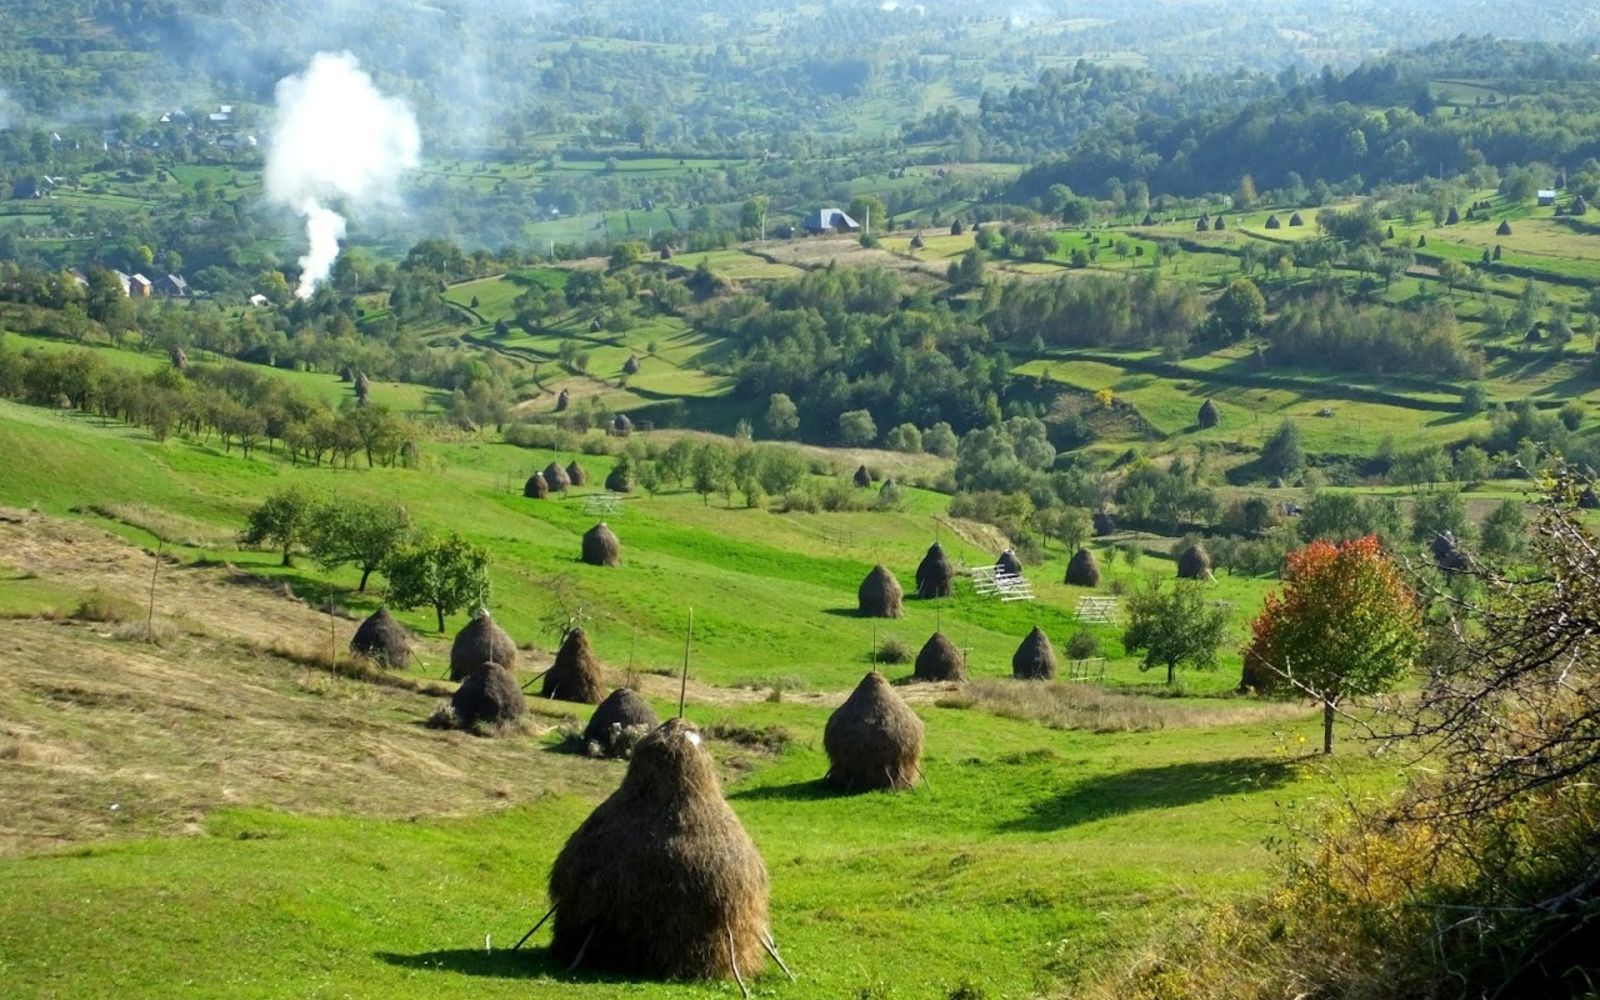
876 637 913 664
817 480 863 512
1065 629 1102 660
72 589 140 623
782 489 821 514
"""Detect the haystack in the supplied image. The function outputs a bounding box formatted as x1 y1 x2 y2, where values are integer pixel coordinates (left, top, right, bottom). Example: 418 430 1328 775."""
524 472 550 498
542 627 606 704
1176 543 1213 581
1497 219 1513 236
909 233 925 249
583 688 660 758
589 317 604 333
169 346 189 371
853 464 872 488
1265 214 1281 229
915 542 954 599
451 662 526 728
1580 486 1600 510
582 522 621 567
823 671 923 791
623 354 641 375
556 389 570 412
1289 212 1304 227
543 461 571 491
858 564 904 618
1093 511 1117 536
546 718 771 981
913 631 965 682
1197 398 1220 429
613 413 634 435
605 463 633 493
450 608 518 681
350 606 411 668
567 460 588 487
1065 547 1100 587
1011 626 1057 681
996 548 1023 577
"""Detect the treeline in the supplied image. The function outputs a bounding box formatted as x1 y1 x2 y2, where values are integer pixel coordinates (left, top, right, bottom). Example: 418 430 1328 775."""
1266 294 1481 379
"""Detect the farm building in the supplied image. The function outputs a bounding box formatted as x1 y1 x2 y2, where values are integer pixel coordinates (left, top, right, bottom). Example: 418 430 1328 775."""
804 208 860 234
1538 189 1558 207
128 274 153 297
157 274 188 297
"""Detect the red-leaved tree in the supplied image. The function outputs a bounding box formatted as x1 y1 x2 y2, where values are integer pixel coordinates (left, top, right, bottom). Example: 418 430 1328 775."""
1244 535 1422 754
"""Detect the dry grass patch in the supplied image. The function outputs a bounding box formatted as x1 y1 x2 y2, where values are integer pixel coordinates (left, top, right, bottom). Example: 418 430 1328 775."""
937 680 1311 733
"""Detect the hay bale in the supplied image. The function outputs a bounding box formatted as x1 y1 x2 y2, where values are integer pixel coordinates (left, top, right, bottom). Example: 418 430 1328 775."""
589 317 604 333
338 365 354 383
1065 547 1100 587
1141 213 1154 226
1197 398 1220 429
556 389 570 412
909 233 925 249
605 463 633 493
1432 531 1469 574
613 413 634 435
858 564 904 618
543 461 571 491
913 631 965 682
1497 219 1512 236
449 608 518 681
542 627 607 704
582 522 621 567
823 671 923 791
1093 511 1117 536
524 472 549 499
659 246 674 260
853 464 872 488
1011 626 1057 681
1265 214 1281 229
623 354 641 376
547 718 770 981
584 688 660 758
1289 212 1304 227
915 542 954 599
451 662 526 727
566 460 588 487
1581 487 1600 510
1213 215 1227 231
350 606 411 667
1176 543 1213 581
996 548 1023 577
168 346 189 371
1195 217 1210 232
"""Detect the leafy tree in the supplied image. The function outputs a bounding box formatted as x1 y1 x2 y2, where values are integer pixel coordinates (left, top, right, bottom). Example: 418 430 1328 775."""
1122 579 1230 684
1206 277 1266 342
923 421 958 458
307 496 413 592
1410 489 1470 546
242 486 319 567
1478 498 1527 560
384 532 491 633
1246 535 1421 753
847 194 887 233
691 442 733 505
764 392 799 438
838 408 877 446
1260 420 1305 477
884 423 922 453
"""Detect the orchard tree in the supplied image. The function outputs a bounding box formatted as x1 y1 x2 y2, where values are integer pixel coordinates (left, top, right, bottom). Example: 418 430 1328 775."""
308 496 413 592
385 532 491 632
1122 579 1230 684
1205 277 1265 342
242 486 319 567
1260 420 1305 478
1245 535 1422 754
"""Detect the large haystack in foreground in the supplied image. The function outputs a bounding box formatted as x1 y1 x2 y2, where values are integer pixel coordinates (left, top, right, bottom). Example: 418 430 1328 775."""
542 627 606 704
583 688 660 758
823 671 923 791
915 542 954 599
913 631 966 682
547 718 771 981
1011 626 1057 681
350 606 411 668
450 608 518 681
1065 547 1100 587
582 523 621 567
858 564 904 618
451 662 526 728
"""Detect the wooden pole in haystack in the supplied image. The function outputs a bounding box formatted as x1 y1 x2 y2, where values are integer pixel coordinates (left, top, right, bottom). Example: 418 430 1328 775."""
145 542 163 642
678 608 693 719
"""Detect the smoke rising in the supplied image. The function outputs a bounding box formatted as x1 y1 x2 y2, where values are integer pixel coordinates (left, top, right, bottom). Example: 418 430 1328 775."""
265 51 420 298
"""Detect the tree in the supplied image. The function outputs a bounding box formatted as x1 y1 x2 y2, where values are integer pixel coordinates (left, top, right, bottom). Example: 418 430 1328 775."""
1260 420 1305 477
608 242 643 270
1206 277 1266 341
307 496 413 592
384 532 491 633
923 421 958 458
690 442 732 505
764 393 799 438
1410 488 1470 546
838 408 877 446
1478 498 1526 560
1122 580 1230 684
1245 536 1422 753
848 194 887 234
242 487 319 567
884 423 922 453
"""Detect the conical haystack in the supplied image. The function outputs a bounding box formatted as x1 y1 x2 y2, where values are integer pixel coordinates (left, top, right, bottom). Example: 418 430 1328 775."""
913 631 966 682
1065 547 1100 587
451 662 526 728
350 606 411 668
1197 399 1220 429
996 548 1023 577
853 464 872 488
915 542 954 599
547 718 771 981
566 460 588 487
556 389 570 412
544 461 572 491
623 354 641 375
1176 543 1213 581
1012 626 1057 681
542 627 606 704
823 671 924 791
583 688 660 758
524 472 549 498
582 522 621 567
1093 511 1117 536
450 608 518 681
857 564 904 618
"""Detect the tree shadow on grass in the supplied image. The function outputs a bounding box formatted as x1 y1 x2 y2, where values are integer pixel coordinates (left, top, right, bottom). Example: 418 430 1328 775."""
998 756 1300 833
374 948 630 986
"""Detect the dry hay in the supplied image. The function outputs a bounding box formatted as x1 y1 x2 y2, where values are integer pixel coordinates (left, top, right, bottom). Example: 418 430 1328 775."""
450 662 527 729
450 608 518 681
1176 544 1213 581
524 472 550 499
546 718 771 982
566 460 588 487
1093 511 1117 536
914 542 954 599
1012 626 1058 681
1197 399 1220 429
543 461 572 491
823 671 923 791
350 606 412 668
583 688 660 758
996 549 1023 577
623 354 641 375
857 564 904 619
1065 547 1100 587
542 628 606 704
605 464 633 493
853 464 872 488
582 523 621 568
913 631 966 682
556 389 570 412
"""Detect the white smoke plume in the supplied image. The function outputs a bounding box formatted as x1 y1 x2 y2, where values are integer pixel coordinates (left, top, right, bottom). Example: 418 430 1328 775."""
265 51 420 299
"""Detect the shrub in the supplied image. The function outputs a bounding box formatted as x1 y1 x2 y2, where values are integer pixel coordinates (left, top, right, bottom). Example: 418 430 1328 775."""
876 637 913 664
72 589 140 623
1065 630 1102 660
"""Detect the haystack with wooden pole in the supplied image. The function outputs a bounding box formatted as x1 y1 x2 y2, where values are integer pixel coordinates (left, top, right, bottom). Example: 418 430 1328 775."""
1065 547 1100 587
542 627 606 704
450 608 518 681
857 564 904 618
1176 543 1214 581
544 461 572 491
524 472 550 499
451 662 526 728
582 523 621 567
566 460 588 487
913 631 965 682
350 606 412 668
915 542 954 599
583 688 660 758
996 548 1023 577
823 671 923 791
1011 626 1057 680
